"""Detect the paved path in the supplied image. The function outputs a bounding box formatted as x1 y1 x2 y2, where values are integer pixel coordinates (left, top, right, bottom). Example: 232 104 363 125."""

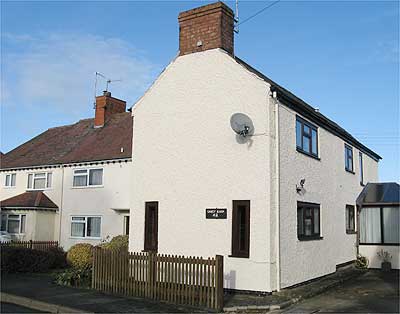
278 270 399 313
1 273 207 313
1 302 48 313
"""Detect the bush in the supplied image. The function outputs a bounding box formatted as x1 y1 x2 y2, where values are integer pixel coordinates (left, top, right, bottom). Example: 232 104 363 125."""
54 267 92 288
355 254 369 269
66 243 93 269
48 246 68 269
1 246 66 273
97 235 128 251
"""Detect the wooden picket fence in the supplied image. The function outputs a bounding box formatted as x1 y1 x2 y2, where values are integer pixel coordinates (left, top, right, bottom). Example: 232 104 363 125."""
0 240 58 251
92 248 224 311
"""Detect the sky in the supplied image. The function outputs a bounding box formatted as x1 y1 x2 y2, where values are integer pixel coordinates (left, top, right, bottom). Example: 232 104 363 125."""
1 0 399 181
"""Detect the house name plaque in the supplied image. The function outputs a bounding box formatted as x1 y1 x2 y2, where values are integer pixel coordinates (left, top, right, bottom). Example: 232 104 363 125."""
206 208 227 219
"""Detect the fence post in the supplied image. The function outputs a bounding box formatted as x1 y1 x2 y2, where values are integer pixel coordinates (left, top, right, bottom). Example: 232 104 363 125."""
215 255 224 312
29 240 33 249
92 248 97 289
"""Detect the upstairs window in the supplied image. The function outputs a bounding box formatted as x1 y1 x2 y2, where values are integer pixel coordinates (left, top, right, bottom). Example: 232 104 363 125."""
345 144 354 173
73 168 103 187
296 117 318 157
346 205 355 234
359 152 364 185
27 172 52 190
297 202 321 240
4 174 16 187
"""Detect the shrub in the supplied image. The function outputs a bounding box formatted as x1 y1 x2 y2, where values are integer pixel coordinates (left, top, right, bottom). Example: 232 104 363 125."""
355 254 369 269
48 246 68 269
66 243 93 269
1 246 67 273
97 235 129 251
54 267 92 288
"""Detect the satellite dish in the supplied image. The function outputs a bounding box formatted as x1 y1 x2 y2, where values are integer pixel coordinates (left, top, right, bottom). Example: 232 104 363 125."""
230 113 254 137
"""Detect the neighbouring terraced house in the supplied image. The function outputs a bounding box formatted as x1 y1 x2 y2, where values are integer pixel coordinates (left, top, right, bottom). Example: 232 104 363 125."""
0 91 132 249
1 1 397 294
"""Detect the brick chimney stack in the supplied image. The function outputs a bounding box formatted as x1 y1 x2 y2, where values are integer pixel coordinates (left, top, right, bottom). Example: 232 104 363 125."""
178 1 234 56
94 91 126 128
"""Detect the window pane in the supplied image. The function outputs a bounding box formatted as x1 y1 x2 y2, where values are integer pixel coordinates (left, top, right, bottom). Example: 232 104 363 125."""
314 208 319 234
46 173 52 188
359 153 364 184
311 129 317 155
20 215 26 233
303 125 311 135
304 218 312 236
71 222 85 237
89 169 103 186
27 174 33 189
35 173 46 178
297 208 303 236
72 217 85 221
8 220 20 234
1 215 7 231
360 207 381 243
87 217 101 237
33 177 46 189
11 174 16 186
73 175 87 187
383 207 399 244
296 120 302 148
5 175 10 186
303 135 310 153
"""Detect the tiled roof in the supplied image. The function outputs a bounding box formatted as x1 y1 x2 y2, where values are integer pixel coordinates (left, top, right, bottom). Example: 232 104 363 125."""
1 112 132 169
1 191 58 209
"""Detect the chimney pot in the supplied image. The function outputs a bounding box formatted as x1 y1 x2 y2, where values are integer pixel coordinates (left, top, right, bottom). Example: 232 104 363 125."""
103 91 112 97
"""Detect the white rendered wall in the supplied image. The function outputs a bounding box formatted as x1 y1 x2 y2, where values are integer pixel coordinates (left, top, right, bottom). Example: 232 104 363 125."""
130 49 273 292
278 105 379 288
360 245 399 269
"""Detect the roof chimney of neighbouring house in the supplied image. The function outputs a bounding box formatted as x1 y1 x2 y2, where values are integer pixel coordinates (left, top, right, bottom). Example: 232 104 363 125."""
94 91 126 128
178 1 234 56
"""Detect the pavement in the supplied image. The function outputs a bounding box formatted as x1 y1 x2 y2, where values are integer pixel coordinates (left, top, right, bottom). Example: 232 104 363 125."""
1 302 48 313
278 270 399 314
1 266 397 313
1 273 207 313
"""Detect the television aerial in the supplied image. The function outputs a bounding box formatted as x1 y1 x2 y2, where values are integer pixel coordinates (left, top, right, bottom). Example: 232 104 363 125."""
230 113 254 138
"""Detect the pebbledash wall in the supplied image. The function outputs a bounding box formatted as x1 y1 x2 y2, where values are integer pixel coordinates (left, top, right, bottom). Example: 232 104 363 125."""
277 105 378 289
129 48 379 292
130 49 274 292
0 160 131 249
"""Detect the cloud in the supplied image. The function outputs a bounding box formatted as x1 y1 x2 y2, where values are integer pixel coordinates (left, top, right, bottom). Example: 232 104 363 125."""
1 32 158 117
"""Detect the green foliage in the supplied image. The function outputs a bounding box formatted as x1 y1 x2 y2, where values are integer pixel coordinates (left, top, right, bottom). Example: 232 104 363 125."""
54 267 92 288
97 235 128 251
66 243 94 269
355 254 369 269
1 246 67 273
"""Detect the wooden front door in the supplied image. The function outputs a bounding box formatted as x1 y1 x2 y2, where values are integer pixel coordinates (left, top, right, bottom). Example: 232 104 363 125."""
144 202 158 252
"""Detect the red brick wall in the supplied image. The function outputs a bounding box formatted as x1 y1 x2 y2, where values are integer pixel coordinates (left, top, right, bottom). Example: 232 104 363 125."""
178 2 234 56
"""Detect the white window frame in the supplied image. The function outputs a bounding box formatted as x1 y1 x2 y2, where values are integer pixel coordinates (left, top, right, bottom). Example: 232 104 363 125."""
27 172 52 190
4 173 16 188
72 168 103 188
70 216 102 239
1 214 26 234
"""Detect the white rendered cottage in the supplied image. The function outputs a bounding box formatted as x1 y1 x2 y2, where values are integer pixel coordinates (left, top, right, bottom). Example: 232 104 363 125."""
0 92 132 249
129 2 381 293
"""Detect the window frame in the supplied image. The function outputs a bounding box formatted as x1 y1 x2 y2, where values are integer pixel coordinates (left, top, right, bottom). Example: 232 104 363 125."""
27 172 52 190
345 205 356 234
297 201 322 241
1 213 26 234
70 215 102 239
144 202 158 252
359 206 400 246
231 200 250 258
296 116 319 159
4 173 16 188
72 168 104 188
344 144 354 173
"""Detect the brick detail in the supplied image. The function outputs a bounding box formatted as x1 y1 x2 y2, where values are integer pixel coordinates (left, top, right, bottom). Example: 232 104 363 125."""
94 92 127 127
178 1 234 56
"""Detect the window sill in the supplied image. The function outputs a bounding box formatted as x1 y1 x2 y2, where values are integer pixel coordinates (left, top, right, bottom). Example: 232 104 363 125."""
296 148 320 161
298 236 324 242
228 254 249 259
71 185 104 189
345 169 355 175
26 188 52 191
3 186 16 189
70 237 101 240
346 230 357 235
359 243 400 246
